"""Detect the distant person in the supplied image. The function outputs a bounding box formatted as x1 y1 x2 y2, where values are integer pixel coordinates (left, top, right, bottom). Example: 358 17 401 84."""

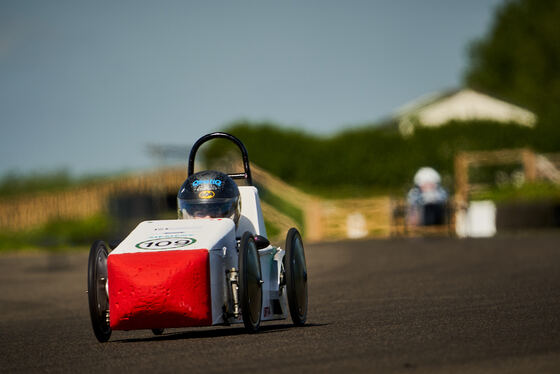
407 167 448 226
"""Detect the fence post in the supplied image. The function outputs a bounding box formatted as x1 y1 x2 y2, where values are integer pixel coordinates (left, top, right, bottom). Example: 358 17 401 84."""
304 200 323 242
521 148 537 182
454 152 469 207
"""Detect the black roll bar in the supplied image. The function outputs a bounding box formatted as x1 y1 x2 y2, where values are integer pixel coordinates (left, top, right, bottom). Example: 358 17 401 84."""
187 132 252 185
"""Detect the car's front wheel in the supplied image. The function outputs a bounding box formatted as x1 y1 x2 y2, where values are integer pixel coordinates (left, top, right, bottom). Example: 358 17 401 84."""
88 240 112 342
238 232 263 333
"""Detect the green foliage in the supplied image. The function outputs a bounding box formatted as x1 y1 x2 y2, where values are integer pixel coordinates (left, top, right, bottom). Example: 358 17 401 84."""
264 219 281 239
38 215 112 247
465 0 560 138
204 120 544 197
255 182 304 228
0 215 113 251
0 169 111 198
471 183 560 202
0 169 73 197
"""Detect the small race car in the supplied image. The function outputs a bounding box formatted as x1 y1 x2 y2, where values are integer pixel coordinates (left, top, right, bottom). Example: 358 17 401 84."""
87 132 308 342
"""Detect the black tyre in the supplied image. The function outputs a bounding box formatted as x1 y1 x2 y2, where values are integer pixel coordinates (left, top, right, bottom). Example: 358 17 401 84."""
152 328 164 335
238 232 263 333
88 240 111 342
284 228 308 326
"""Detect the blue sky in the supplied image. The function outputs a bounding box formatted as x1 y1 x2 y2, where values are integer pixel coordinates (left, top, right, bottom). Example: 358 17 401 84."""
0 0 503 176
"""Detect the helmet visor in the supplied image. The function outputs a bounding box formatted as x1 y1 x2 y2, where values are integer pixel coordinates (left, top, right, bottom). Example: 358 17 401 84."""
178 197 239 220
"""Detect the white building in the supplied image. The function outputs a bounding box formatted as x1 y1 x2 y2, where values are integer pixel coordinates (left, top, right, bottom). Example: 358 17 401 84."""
393 88 537 136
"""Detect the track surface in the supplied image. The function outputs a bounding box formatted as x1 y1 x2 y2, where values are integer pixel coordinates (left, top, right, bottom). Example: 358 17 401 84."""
2 233 560 373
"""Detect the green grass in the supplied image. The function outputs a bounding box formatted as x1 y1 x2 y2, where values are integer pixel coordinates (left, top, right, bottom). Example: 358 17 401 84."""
0 170 73 197
255 182 304 229
0 169 129 198
0 214 113 251
471 182 560 202
264 219 281 239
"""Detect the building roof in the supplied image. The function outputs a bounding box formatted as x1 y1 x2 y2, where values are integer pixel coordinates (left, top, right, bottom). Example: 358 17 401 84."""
393 88 537 136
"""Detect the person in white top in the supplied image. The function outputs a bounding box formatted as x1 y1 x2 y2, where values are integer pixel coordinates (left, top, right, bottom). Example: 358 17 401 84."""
407 167 448 226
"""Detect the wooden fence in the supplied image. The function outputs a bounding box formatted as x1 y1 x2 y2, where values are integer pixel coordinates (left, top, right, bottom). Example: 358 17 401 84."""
0 164 394 241
252 164 392 241
454 149 560 206
0 169 186 231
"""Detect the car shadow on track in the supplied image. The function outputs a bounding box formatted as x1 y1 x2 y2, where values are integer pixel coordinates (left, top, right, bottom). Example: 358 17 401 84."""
114 323 326 343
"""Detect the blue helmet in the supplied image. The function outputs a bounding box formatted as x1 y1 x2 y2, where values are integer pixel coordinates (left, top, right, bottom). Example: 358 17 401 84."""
177 170 241 223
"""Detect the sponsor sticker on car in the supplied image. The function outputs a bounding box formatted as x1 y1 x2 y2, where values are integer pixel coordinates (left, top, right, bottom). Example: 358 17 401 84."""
135 237 197 250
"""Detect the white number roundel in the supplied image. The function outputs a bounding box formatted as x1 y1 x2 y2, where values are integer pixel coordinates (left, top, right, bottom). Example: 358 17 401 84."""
135 237 196 250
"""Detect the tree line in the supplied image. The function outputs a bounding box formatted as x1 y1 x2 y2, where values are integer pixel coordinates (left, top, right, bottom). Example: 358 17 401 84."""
207 0 560 196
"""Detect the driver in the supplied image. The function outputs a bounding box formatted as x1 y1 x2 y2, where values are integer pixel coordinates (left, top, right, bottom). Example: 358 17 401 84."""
177 170 241 225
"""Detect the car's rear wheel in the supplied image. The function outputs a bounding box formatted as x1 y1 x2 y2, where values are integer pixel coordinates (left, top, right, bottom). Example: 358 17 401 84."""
151 328 164 335
284 228 308 326
239 232 263 333
88 240 112 342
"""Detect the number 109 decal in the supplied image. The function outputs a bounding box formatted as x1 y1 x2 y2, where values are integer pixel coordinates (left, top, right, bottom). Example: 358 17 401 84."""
135 237 197 250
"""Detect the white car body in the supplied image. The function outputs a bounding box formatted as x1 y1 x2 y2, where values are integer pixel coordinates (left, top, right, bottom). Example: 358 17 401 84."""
107 186 287 330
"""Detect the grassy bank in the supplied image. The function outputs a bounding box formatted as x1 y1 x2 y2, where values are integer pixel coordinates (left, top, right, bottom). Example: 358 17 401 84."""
471 183 560 202
0 215 113 252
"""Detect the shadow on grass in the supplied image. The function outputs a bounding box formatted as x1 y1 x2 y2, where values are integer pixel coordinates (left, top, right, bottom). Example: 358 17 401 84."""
114 322 327 343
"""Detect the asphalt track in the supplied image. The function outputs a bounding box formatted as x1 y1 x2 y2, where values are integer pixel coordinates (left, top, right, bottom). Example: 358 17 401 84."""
2 233 560 373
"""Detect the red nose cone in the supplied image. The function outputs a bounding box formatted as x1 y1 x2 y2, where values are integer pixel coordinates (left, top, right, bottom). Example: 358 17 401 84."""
108 249 212 330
